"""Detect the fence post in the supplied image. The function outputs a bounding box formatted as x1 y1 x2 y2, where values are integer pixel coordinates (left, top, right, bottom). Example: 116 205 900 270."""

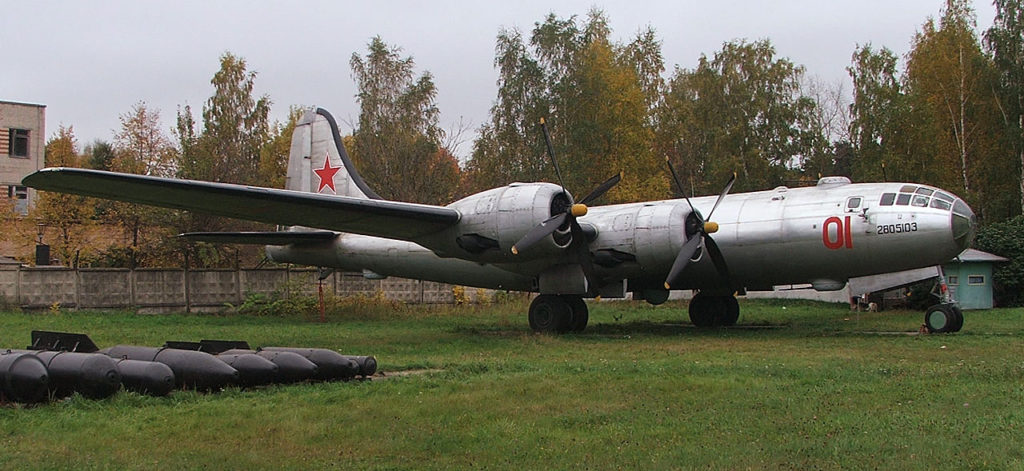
184 255 191 313
74 268 81 311
128 268 135 308
236 269 242 304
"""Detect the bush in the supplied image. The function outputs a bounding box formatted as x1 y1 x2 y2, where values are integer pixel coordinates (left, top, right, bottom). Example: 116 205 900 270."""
975 215 1024 307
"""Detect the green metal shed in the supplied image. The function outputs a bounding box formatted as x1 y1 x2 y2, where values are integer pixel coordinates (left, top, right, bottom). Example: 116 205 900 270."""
943 249 1009 310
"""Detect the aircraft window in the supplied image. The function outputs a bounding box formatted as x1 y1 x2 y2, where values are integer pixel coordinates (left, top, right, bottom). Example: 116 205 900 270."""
915 187 934 196
934 192 954 203
880 193 896 206
930 198 952 210
900 185 918 193
911 195 929 207
896 193 912 205
847 197 862 209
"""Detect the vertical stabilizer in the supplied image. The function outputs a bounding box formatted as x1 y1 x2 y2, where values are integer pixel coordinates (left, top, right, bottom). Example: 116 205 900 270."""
285 108 381 200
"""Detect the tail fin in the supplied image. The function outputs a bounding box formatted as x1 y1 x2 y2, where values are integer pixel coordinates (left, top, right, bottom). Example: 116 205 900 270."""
285 108 381 200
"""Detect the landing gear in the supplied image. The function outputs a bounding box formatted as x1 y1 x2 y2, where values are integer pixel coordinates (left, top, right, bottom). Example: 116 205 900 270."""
924 304 963 333
565 296 589 333
688 293 740 327
922 268 964 334
529 294 589 333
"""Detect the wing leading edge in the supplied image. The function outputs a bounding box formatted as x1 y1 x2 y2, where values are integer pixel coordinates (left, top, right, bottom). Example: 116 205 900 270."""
22 168 460 241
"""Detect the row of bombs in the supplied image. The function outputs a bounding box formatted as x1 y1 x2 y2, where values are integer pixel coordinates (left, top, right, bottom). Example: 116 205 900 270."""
0 331 377 404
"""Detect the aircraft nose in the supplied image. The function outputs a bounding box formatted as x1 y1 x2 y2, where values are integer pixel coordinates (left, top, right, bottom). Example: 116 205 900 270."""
951 198 977 252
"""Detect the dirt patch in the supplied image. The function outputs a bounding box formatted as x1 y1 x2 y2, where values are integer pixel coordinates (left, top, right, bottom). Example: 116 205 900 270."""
368 368 444 381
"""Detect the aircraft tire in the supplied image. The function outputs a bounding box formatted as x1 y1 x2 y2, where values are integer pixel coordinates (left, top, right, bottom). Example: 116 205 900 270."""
564 296 589 332
689 294 718 328
529 295 572 333
924 304 956 333
950 305 964 332
718 296 740 326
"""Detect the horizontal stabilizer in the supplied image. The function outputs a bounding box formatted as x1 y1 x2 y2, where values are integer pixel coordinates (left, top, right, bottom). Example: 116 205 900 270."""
178 231 338 245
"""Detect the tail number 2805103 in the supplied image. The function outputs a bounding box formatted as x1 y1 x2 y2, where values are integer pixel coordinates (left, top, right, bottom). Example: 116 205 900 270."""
876 222 917 235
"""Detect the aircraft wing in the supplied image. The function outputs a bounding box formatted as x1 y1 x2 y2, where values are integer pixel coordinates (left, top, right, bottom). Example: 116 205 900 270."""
23 168 461 241
178 231 338 245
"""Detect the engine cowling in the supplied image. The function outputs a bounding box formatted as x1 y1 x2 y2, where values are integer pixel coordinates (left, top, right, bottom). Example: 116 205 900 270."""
426 182 575 262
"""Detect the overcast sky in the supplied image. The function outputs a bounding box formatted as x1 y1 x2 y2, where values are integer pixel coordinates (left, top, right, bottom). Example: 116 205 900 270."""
1 1 997 159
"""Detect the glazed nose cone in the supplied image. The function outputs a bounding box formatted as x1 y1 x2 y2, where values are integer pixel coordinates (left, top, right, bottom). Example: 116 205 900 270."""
951 198 977 252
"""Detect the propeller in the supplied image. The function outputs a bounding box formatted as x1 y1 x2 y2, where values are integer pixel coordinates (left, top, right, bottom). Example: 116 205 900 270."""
511 118 622 287
663 159 735 290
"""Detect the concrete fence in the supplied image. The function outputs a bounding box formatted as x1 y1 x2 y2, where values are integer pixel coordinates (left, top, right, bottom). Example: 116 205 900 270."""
0 267 458 312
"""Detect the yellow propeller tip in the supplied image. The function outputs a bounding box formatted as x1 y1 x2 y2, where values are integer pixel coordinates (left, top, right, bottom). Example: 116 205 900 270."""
664 282 672 290
511 246 519 255
539 117 545 125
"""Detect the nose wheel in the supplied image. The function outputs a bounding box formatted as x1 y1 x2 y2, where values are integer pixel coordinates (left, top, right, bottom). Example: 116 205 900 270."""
924 304 963 333
688 293 740 327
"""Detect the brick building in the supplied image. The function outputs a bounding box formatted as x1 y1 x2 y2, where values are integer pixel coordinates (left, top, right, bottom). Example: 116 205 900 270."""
0 100 46 214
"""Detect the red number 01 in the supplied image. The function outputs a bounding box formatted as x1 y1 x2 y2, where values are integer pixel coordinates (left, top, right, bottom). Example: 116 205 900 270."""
822 216 853 249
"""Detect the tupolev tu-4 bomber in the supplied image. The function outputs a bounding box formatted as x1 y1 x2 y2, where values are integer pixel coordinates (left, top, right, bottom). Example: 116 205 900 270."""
23 108 977 334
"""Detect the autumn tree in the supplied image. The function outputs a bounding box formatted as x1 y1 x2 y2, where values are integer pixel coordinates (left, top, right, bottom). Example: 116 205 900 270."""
34 126 93 266
176 52 271 185
985 0 1024 215
800 76 852 178
658 39 823 194
903 0 1014 221
102 102 178 267
847 44 907 182
257 105 308 189
349 37 460 204
468 10 668 203
173 53 273 267
85 140 115 171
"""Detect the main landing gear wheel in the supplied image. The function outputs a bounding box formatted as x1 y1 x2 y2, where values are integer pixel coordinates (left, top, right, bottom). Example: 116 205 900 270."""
924 304 962 333
688 293 740 327
528 295 588 333
565 296 589 332
529 295 571 333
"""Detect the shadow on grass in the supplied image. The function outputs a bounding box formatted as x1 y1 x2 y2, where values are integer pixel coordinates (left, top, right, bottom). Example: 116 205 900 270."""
453 320 787 338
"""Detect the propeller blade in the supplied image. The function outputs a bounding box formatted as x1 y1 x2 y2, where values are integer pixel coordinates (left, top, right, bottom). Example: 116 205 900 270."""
663 235 703 290
539 118 567 194
665 158 699 217
579 172 622 205
703 235 731 282
511 213 568 254
570 221 599 291
706 172 736 220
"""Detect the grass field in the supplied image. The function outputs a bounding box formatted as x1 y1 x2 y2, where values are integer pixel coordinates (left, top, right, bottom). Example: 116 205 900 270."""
0 298 1022 470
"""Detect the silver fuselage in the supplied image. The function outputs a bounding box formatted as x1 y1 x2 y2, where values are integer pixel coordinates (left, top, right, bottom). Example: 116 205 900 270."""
267 180 975 296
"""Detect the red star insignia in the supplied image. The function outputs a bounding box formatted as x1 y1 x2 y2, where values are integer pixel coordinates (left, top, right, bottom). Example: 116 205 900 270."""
314 153 341 193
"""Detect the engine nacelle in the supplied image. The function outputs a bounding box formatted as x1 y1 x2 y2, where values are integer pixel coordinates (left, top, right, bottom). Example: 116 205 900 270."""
423 182 574 262
587 202 690 280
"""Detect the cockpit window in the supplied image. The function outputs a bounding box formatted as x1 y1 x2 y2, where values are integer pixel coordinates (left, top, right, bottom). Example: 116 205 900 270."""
934 192 954 203
915 187 934 196
900 185 918 193
930 198 952 210
912 195 929 207
880 193 896 206
847 197 862 209
896 193 912 205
